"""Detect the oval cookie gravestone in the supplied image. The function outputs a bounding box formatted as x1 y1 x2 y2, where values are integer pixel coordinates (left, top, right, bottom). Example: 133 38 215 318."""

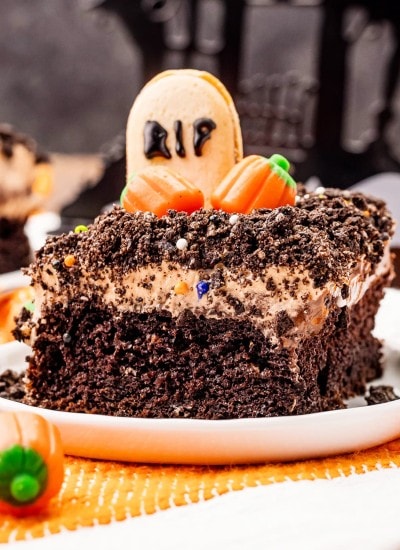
126 69 243 207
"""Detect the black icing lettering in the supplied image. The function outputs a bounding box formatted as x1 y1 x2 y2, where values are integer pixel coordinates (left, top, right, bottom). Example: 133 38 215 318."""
144 121 171 159
174 120 186 157
193 118 217 156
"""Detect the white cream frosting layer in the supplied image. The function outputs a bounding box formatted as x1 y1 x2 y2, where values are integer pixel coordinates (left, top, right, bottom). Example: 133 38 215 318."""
31 243 392 344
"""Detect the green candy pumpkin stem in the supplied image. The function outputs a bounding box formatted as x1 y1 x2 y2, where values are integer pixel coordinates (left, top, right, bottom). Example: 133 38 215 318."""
11 473 40 503
268 153 296 190
0 444 48 506
269 153 290 173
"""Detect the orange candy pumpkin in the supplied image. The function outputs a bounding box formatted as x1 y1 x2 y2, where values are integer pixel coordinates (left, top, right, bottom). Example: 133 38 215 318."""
210 154 297 213
122 165 204 218
0 412 64 515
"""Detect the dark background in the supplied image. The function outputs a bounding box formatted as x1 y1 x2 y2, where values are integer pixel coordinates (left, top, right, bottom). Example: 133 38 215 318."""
0 0 139 155
1 0 399 160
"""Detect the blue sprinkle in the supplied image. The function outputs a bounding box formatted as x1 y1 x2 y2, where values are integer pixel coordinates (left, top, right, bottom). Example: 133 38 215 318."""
196 280 210 300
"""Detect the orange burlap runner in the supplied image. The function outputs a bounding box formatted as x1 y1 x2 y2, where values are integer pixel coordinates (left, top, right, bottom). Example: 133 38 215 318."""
2 438 400 543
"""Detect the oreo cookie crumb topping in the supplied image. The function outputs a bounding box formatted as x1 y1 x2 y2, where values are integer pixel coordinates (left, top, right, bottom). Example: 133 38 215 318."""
31 188 393 289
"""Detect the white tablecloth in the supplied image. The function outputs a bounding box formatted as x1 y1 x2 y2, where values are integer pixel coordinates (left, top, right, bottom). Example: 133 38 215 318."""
6 469 400 550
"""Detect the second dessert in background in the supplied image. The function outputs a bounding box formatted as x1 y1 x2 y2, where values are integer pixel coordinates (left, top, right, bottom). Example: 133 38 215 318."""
0 125 52 274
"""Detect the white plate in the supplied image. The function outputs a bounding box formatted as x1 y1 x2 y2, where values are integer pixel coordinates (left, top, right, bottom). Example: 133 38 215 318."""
25 211 60 252
0 270 30 292
0 290 400 465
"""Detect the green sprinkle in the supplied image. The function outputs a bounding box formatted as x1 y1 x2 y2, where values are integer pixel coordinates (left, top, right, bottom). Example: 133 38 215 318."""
74 225 88 233
24 300 35 313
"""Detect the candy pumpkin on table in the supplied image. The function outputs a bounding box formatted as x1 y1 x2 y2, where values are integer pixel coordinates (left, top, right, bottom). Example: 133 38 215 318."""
0 412 64 515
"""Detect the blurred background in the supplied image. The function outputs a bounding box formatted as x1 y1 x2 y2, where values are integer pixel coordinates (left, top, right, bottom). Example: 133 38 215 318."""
0 0 399 253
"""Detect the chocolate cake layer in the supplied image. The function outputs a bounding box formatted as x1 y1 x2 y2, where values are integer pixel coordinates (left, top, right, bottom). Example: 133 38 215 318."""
20 277 387 418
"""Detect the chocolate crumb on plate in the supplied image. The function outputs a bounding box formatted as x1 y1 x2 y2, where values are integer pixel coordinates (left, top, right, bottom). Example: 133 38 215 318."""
0 368 26 401
366 385 400 406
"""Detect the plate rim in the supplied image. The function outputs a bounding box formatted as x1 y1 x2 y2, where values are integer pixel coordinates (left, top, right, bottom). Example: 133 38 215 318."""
1 392 400 465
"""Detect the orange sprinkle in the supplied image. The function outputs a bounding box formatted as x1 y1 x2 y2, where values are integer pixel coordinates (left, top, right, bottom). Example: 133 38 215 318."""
363 210 370 217
174 281 189 295
64 255 76 267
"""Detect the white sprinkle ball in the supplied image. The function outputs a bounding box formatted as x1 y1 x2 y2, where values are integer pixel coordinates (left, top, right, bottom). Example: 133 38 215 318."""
229 214 239 225
314 186 326 194
176 238 188 251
